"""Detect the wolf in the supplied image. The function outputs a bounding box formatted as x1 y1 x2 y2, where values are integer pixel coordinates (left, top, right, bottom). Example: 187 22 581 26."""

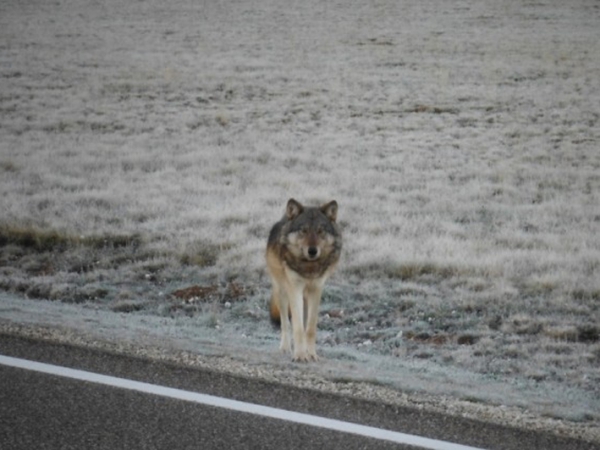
266 198 342 362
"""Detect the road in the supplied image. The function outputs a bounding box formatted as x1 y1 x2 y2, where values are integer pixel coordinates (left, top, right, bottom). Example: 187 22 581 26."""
0 334 596 450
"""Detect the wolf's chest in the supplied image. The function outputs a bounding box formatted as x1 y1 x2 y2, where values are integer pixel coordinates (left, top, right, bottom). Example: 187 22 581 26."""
283 251 338 280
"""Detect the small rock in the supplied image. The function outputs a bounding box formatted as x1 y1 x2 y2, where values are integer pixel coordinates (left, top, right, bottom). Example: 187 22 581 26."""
326 309 344 318
457 334 479 345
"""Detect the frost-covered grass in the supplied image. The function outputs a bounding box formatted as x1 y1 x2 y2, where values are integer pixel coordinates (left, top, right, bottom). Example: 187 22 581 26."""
1 0 599 426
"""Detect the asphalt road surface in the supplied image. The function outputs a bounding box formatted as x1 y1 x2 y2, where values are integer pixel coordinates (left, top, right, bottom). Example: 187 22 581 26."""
0 334 596 450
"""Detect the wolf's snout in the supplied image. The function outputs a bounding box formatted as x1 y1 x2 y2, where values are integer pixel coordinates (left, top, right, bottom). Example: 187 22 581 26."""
307 247 319 258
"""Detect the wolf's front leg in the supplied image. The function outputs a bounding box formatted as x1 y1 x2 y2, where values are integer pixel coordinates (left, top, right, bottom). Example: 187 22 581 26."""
289 286 309 362
278 290 292 355
305 283 323 361
279 321 292 355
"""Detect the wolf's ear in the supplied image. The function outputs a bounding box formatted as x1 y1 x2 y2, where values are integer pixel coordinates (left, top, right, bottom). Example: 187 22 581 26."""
286 198 304 220
320 200 338 222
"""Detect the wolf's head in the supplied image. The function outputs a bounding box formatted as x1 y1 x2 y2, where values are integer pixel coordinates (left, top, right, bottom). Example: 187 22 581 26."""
283 198 340 261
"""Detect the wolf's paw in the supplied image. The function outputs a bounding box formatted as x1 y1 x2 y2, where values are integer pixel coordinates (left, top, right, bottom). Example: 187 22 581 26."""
292 351 319 363
307 351 320 362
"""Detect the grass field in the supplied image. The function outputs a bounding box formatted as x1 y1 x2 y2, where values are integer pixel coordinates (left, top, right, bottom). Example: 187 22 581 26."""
1 0 599 431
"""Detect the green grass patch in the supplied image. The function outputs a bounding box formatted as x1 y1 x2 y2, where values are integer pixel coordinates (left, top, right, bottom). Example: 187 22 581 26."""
0 224 141 252
180 244 219 267
0 161 19 172
348 261 466 281
0 225 72 252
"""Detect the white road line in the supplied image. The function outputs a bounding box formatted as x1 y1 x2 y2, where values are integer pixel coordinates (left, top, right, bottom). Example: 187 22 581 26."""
0 354 486 450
